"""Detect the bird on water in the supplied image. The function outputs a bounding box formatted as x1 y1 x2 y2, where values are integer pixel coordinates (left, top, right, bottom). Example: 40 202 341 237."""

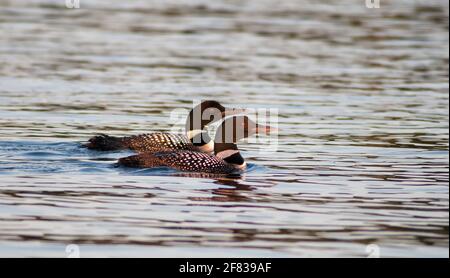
118 116 276 174
84 101 246 154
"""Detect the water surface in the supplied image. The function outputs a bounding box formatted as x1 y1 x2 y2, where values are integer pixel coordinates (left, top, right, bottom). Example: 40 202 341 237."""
0 0 448 257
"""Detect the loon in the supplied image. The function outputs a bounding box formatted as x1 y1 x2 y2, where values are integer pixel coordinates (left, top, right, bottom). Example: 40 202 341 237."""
85 101 245 153
117 116 276 174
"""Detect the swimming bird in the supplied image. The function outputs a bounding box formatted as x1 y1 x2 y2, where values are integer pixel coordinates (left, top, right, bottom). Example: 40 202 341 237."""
117 116 276 174
85 101 246 153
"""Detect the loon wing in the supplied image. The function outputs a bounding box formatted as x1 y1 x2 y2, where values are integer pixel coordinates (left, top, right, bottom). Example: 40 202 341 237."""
86 132 195 152
126 133 194 152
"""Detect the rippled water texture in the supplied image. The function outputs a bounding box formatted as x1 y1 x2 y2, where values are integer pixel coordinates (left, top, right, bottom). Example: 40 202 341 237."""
0 0 448 257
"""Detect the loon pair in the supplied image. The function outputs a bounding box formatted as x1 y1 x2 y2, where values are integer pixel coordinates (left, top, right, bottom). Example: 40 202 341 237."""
86 101 275 174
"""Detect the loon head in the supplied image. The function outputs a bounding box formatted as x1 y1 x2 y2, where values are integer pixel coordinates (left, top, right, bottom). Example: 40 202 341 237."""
214 116 276 169
186 100 246 152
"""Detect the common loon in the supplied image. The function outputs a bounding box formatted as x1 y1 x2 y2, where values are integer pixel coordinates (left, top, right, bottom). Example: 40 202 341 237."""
117 116 276 174
85 101 245 153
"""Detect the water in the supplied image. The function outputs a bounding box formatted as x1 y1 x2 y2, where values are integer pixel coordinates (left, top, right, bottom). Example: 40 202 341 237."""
0 0 448 257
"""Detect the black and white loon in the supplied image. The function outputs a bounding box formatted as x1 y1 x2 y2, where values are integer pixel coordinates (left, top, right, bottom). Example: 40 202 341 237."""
85 101 245 153
117 116 276 174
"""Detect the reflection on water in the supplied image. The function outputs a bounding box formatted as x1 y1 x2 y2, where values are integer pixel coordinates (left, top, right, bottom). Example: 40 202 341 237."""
0 0 448 257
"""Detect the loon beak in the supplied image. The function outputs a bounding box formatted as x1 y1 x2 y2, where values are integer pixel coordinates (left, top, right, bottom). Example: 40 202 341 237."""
222 108 248 117
254 124 279 135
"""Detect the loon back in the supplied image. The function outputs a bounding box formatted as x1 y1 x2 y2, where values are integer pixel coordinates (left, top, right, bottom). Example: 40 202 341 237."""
118 151 238 174
85 132 212 153
123 133 198 152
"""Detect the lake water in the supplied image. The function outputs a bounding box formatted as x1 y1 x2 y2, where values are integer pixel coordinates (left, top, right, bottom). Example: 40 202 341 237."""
0 0 448 257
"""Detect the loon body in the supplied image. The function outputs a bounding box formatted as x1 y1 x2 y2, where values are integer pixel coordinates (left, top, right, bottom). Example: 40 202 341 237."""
118 116 275 174
85 101 244 153
118 151 237 174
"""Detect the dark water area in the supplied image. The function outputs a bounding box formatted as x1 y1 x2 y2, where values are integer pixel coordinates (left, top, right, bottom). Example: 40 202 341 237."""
0 0 448 257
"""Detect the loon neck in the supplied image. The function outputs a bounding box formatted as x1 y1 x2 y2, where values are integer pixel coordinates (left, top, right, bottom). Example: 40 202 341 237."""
186 129 213 153
214 143 246 169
